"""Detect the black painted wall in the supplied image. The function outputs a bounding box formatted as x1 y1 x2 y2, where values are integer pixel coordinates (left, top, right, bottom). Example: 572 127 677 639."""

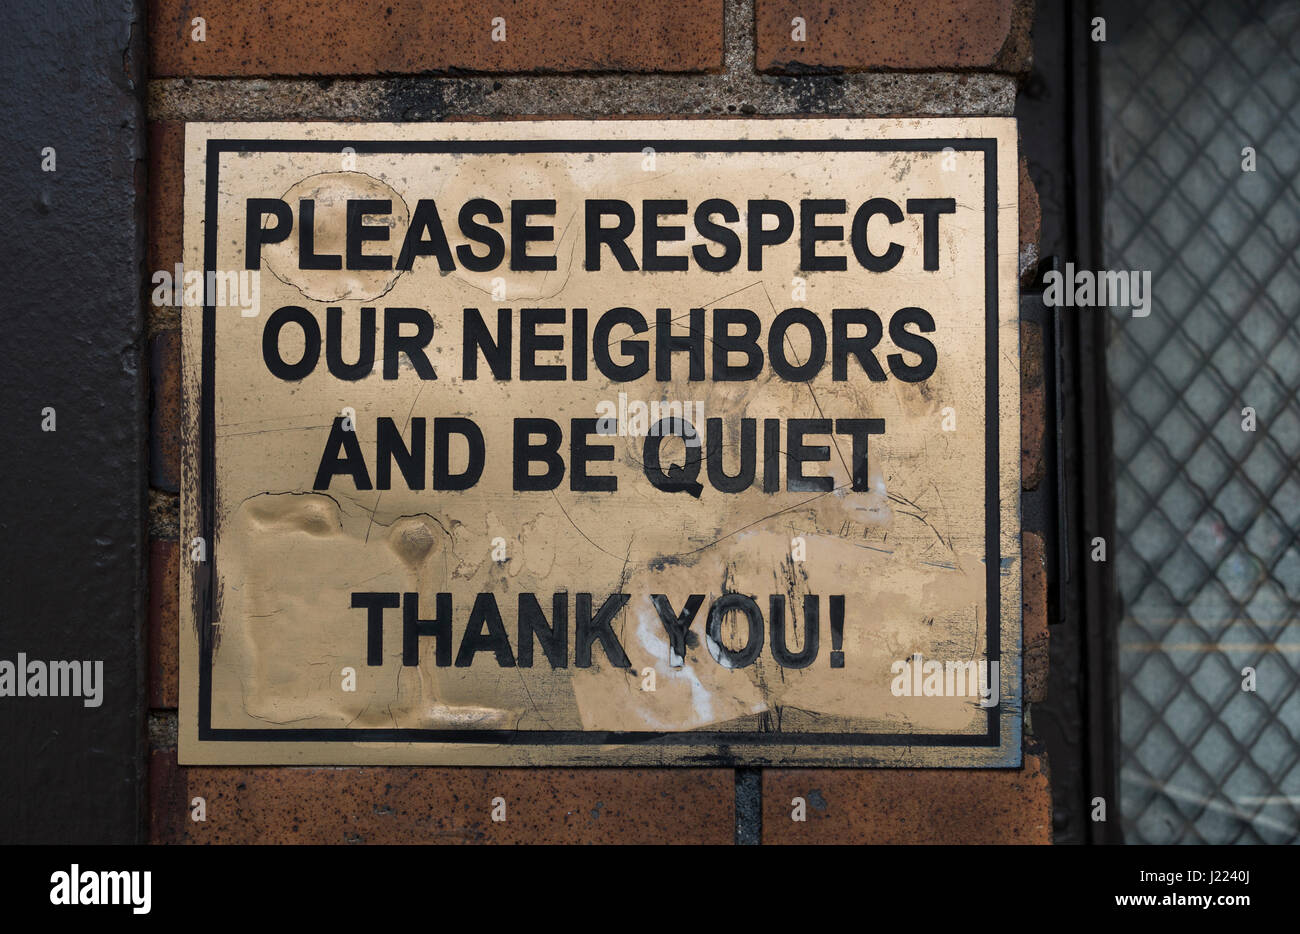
0 1 146 842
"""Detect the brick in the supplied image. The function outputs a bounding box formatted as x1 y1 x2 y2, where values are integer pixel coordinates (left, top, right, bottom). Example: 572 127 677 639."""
149 1 724 78
757 0 1015 73
994 0 1036 75
762 753 1051 843
1019 153 1041 285
1022 530 1048 702
1020 320 1044 491
153 761 734 844
149 538 180 709
148 748 189 844
148 122 183 296
150 329 181 492
149 488 180 540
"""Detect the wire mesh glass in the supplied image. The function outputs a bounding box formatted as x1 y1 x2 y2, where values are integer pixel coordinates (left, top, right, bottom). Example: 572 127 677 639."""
1100 0 1300 843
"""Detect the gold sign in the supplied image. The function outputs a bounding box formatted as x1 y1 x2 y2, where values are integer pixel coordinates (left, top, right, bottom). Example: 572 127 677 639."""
179 119 1021 765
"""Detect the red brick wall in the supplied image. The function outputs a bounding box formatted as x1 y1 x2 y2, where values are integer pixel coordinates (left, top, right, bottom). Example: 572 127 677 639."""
145 0 1049 844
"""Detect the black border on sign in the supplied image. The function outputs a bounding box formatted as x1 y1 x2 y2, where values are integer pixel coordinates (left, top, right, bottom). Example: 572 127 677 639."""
199 137 1002 749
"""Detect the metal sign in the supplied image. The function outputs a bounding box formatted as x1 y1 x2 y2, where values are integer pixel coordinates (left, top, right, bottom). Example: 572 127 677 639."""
179 118 1021 765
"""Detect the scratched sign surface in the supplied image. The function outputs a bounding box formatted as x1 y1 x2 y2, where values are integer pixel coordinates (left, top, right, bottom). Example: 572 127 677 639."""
179 119 1021 765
